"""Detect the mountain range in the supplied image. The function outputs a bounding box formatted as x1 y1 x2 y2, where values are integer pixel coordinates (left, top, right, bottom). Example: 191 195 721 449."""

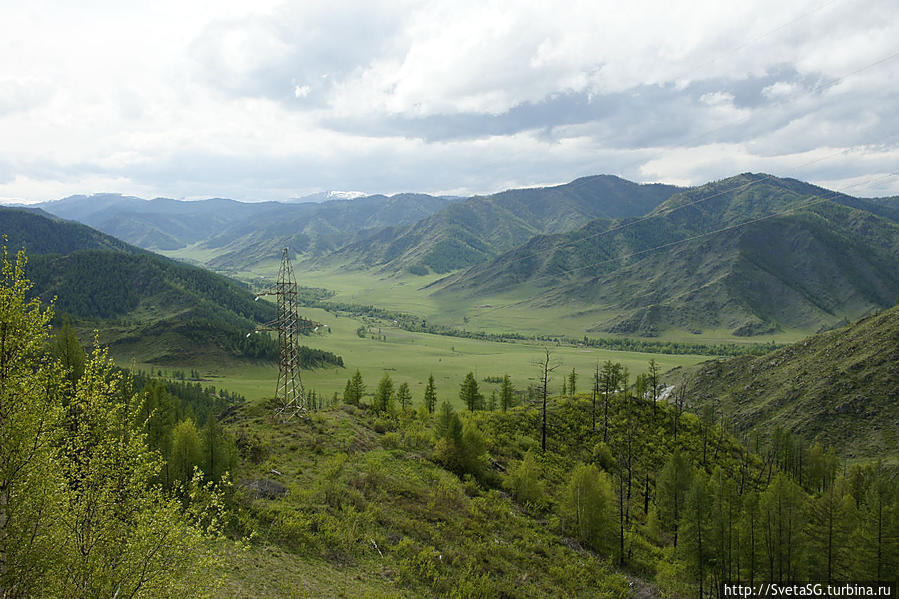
432 174 899 336
13 172 899 338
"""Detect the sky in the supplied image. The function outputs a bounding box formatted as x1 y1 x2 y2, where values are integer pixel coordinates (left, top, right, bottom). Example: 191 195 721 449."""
1 0 897 203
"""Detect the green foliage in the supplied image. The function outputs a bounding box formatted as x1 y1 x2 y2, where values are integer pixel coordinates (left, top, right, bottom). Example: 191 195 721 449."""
396 382 412 413
679 473 712 595
373 373 395 414
170 419 203 485
0 245 62 596
459 371 484 411
499 374 514 411
423 374 437 414
343 369 365 406
54 318 85 387
656 451 692 546
563 463 615 553
504 450 545 509
759 473 806 581
689 305 899 458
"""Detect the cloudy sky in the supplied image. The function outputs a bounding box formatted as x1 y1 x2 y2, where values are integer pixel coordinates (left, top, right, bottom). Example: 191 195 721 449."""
1 0 897 202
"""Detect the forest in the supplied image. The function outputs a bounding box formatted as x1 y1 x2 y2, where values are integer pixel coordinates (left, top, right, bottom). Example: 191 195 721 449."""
2 245 896 598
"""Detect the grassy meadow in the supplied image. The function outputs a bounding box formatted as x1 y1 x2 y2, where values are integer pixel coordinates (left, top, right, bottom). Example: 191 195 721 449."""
118 304 707 407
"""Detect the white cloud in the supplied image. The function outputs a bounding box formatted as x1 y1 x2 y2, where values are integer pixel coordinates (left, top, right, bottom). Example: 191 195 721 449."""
0 0 897 202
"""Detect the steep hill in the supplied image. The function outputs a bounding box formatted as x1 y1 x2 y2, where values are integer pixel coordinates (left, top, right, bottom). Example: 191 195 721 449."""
0 206 338 366
682 305 899 459
435 174 899 336
330 175 680 273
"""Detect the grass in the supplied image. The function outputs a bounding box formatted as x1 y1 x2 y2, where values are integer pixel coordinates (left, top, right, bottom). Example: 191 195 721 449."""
213 395 633 598
113 305 708 407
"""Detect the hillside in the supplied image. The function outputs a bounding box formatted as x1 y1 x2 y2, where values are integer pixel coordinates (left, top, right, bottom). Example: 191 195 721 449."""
330 175 680 273
434 174 899 336
681 305 899 459
204 193 455 271
0 205 141 255
1 206 339 366
35 192 457 271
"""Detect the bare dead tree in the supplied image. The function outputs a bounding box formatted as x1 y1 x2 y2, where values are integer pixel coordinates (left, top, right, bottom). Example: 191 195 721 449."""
538 347 558 452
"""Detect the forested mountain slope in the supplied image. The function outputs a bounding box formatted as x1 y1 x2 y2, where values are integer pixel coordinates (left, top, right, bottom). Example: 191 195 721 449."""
1 207 338 366
682 304 899 459
434 174 899 336
330 175 680 273
0 205 141 255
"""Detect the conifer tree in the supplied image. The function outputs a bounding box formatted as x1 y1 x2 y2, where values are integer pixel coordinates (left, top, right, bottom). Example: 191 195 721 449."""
342 369 365 406
500 374 514 412
374 373 394 414
459 372 483 411
54 318 85 388
397 382 412 413
568 368 576 397
423 374 437 414
681 474 712 598
657 450 692 547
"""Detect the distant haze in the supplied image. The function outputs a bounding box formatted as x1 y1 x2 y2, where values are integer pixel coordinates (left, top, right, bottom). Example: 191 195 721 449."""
1 0 897 203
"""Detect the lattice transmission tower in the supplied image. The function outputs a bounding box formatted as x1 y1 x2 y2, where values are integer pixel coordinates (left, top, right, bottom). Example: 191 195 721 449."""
254 248 310 421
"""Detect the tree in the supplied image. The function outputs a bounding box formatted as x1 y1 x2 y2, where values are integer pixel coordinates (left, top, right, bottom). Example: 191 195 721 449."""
499 374 514 412
54 318 85 388
373 373 394 414
657 450 692 548
851 465 898 580
681 474 712 599
202 412 236 483
600 361 620 443
170 419 203 485
343 369 365 405
397 382 412 413
538 348 558 451
568 368 576 397
759 473 806 582
423 374 437 414
806 476 855 582
592 363 600 432
54 346 220 597
564 463 615 553
647 359 660 419
505 450 544 508
487 390 497 411
0 245 63 596
459 372 483 412
434 402 486 479
672 376 689 443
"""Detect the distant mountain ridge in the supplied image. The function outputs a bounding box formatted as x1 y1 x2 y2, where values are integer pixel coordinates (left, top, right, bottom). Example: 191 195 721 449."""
433 174 899 336
33 192 460 270
330 175 681 273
